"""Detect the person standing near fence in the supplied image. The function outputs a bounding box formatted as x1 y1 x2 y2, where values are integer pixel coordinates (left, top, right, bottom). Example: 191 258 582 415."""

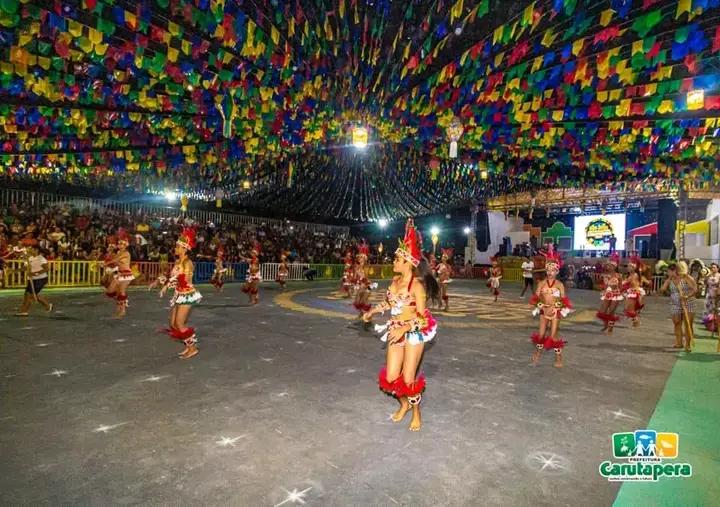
276 251 289 289
14 245 53 316
659 262 697 352
210 248 227 292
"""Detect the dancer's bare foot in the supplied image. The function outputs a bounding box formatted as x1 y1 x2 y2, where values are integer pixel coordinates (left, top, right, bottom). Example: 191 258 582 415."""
180 345 198 359
409 408 422 431
531 349 542 364
553 353 563 368
391 401 411 422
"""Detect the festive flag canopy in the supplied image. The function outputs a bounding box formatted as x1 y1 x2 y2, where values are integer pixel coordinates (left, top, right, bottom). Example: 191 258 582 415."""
0 0 719 220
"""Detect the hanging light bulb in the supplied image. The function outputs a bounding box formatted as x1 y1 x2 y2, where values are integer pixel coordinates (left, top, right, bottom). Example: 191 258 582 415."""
446 116 464 159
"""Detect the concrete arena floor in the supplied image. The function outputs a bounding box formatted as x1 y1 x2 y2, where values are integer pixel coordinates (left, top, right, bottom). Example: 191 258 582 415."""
0 280 680 506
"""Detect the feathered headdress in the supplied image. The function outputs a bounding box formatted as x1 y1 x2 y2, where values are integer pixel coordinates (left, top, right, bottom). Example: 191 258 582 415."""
608 251 620 266
395 218 422 266
441 247 454 260
216 246 225 258
628 253 642 268
116 228 130 247
251 240 261 258
176 227 196 250
544 248 563 272
344 250 353 265
280 250 289 261
357 241 370 259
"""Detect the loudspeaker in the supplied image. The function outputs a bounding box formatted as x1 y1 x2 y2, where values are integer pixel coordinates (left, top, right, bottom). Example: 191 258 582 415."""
476 211 490 252
657 199 677 253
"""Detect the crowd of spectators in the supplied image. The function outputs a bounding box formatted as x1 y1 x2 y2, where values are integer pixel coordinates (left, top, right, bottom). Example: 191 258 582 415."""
0 202 358 265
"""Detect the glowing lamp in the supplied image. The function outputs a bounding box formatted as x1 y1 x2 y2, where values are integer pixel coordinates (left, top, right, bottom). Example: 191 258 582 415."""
242 180 251 189
446 116 464 158
687 90 704 111
480 169 488 180
352 126 368 149
378 218 388 229
463 227 471 235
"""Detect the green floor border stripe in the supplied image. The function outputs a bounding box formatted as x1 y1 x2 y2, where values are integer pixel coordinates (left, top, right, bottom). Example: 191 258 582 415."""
613 328 720 507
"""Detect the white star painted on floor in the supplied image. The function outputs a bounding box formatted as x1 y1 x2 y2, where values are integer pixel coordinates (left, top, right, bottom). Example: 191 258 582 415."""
274 487 312 507
260 357 274 362
54 310 64 314
215 435 247 447
609 408 641 421
295 340 304 344
537 453 565 471
346 368 357 373
35 343 53 347
114 338 127 343
450 356 460 361
525 452 570 474
260 321 268 325
93 422 127 433
141 375 169 382
275 392 290 397
20 326 35 330
46 369 68 377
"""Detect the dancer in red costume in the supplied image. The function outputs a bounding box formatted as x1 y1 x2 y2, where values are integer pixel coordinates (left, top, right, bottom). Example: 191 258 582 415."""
530 247 572 367
242 241 262 304
487 257 502 302
159 228 202 359
437 248 453 311
210 247 227 292
362 219 440 431
353 242 372 316
276 251 289 289
623 255 646 327
340 251 354 298
104 229 134 318
597 252 623 334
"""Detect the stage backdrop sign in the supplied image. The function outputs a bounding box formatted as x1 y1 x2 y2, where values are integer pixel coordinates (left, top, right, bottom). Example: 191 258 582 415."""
574 214 627 251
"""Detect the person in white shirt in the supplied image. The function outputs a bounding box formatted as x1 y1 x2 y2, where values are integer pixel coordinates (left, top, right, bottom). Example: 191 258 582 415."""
520 256 535 298
15 246 53 316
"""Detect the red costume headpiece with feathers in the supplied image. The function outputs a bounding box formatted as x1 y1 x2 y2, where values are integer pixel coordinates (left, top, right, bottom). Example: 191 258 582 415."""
357 242 370 259
116 228 130 247
396 218 423 267
176 227 196 250
607 251 620 266
441 247 454 260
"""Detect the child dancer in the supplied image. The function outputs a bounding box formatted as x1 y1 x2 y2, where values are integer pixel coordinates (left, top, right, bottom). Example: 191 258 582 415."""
487 257 502 302
623 255 646 327
276 251 289 289
353 242 372 315
159 228 202 359
242 241 262 304
529 249 572 367
597 252 623 334
210 248 227 292
437 248 453 311
105 229 134 318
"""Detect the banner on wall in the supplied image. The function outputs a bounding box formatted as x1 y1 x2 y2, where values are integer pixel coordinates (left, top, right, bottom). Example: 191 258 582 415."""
574 214 627 251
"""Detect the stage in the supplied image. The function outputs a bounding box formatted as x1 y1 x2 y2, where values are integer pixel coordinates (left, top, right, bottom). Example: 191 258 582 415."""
1 281 717 506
